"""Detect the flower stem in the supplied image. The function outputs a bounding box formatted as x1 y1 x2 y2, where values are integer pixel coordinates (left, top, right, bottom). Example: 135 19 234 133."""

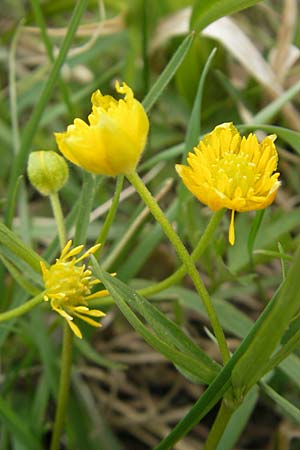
140 208 225 297
49 192 71 450
95 175 124 256
203 399 235 450
50 323 73 450
0 292 44 323
127 171 230 364
49 192 66 250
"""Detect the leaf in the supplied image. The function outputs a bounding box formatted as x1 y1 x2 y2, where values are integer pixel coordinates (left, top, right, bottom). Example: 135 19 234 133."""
231 247 300 396
260 382 300 423
142 32 194 112
168 286 300 389
91 258 220 385
250 81 300 124
247 210 265 261
73 172 96 246
183 47 217 158
0 222 43 273
216 387 258 450
190 0 262 33
75 339 127 371
4 0 89 225
0 395 43 450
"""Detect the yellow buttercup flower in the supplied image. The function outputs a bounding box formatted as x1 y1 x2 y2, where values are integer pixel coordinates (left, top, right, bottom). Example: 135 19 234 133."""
41 241 107 338
55 81 149 176
176 123 280 245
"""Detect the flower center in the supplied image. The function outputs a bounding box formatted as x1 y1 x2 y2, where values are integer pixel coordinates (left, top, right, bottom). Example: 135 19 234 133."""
212 152 257 198
44 261 92 307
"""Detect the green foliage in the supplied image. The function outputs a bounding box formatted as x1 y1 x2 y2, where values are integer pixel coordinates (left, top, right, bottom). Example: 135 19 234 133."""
1 0 300 449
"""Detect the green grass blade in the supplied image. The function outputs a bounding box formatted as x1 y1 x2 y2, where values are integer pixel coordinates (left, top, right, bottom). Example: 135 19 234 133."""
75 339 127 370
73 172 96 246
247 209 265 260
0 254 39 295
0 222 44 272
0 396 43 450
190 0 262 32
232 246 300 396
29 0 75 118
4 0 88 226
142 33 194 112
260 382 300 423
250 81 300 124
170 285 300 389
183 47 217 159
216 387 258 450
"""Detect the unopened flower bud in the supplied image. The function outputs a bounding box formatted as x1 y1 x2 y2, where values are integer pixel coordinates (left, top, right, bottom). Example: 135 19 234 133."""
27 151 69 196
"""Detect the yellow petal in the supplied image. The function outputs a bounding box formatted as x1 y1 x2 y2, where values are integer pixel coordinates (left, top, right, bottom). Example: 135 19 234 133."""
229 210 235 245
67 319 83 339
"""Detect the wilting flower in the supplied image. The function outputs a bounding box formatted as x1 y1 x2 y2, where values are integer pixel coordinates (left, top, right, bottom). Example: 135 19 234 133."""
176 123 280 245
55 81 149 176
41 241 107 338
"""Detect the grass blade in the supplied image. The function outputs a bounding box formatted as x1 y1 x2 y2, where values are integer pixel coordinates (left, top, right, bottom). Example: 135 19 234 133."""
5 0 88 226
142 33 194 112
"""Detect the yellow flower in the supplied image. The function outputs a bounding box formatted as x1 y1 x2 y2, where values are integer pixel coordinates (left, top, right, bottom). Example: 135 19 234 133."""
55 81 149 176
176 123 280 245
41 241 107 339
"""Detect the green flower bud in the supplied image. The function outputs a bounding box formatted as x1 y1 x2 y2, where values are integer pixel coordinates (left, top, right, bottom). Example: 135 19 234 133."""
27 151 69 196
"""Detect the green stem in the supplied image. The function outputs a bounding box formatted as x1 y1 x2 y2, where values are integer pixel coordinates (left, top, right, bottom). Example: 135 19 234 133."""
141 208 225 297
91 208 224 306
203 399 235 450
0 292 44 323
95 175 124 256
50 192 66 250
127 171 230 364
50 324 73 450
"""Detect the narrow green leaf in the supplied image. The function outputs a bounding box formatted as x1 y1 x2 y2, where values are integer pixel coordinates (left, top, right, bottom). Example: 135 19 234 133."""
109 273 220 374
142 33 194 112
31 374 49 433
151 276 300 450
4 0 88 225
183 47 217 159
216 387 258 450
75 339 127 370
0 246 42 288
0 396 43 450
73 172 96 246
167 286 300 389
232 247 300 396
29 0 75 118
247 210 265 261
91 259 219 384
190 0 262 33
250 81 300 124
260 382 300 423
0 222 43 273
0 254 39 295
